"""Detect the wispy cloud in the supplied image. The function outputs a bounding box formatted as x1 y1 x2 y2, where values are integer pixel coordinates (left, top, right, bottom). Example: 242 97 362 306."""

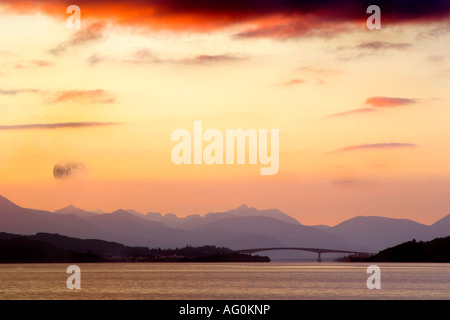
122 48 159 64
327 107 376 118
0 88 40 95
336 41 413 61
86 53 107 65
326 96 416 118
14 60 53 69
234 17 353 40
327 143 417 155
49 22 106 55
432 69 450 76
50 89 115 104
356 41 412 51
123 49 247 65
182 53 247 65
364 96 417 108
416 21 450 40
0 122 121 131
274 79 305 87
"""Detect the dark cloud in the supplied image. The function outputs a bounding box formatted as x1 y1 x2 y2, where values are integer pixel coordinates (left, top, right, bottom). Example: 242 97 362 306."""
0 122 120 131
53 162 88 180
3 1 449 39
327 143 417 155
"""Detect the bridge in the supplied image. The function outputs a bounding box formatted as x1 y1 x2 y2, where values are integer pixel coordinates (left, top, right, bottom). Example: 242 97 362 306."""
235 247 375 262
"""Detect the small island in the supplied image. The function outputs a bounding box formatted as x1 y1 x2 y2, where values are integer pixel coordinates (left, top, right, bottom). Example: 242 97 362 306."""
0 232 270 263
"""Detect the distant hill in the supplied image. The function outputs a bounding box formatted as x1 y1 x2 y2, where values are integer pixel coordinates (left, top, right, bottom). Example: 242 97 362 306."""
54 205 98 219
0 195 102 239
0 234 104 263
347 237 450 262
0 232 269 263
135 204 301 229
328 216 428 251
191 215 363 251
82 209 192 248
327 215 450 251
1 195 448 257
430 214 450 238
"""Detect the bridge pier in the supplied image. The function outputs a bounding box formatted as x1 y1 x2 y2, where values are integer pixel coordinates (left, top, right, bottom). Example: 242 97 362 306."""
317 252 322 262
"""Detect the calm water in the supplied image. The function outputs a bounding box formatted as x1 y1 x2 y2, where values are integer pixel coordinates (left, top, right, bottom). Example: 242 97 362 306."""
0 263 448 300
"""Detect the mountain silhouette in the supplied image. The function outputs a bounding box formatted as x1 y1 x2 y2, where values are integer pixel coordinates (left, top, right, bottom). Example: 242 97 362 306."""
328 215 450 251
54 205 98 218
347 237 450 262
0 195 448 255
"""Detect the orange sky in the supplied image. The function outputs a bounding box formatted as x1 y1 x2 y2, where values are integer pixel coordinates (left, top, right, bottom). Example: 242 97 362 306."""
0 1 449 226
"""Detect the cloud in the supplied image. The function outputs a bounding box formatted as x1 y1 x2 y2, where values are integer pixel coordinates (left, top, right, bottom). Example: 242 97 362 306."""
3 0 449 39
233 17 353 39
182 53 247 64
427 55 445 63
50 89 115 104
48 43 67 56
53 162 88 180
123 48 159 64
416 21 450 39
0 50 14 56
86 53 106 65
364 96 417 108
123 49 247 65
327 107 376 117
0 88 40 95
433 69 450 76
356 41 413 51
0 122 120 131
336 41 413 61
49 22 106 55
273 79 305 87
327 96 417 118
327 143 417 154
14 60 54 69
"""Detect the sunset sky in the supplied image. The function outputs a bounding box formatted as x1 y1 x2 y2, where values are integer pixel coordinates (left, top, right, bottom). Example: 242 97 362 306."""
0 0 449 226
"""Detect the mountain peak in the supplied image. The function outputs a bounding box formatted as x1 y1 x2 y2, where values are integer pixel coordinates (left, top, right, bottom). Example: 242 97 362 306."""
63 204 78 210
432 213 450 226
111 209 134 216
236 204 250 210
0 195 21 209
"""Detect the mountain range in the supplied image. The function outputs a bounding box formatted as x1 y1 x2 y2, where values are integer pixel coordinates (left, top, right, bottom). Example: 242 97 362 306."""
0 195 448 259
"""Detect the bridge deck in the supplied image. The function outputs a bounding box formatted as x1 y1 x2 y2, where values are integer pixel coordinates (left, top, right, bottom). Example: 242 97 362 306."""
236 247 374 255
